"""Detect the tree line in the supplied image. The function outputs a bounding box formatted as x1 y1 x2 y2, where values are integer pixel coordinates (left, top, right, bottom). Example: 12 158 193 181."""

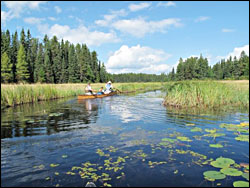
112 53 249 82
1 29 110 83
1 29 249 84
166 53 249 81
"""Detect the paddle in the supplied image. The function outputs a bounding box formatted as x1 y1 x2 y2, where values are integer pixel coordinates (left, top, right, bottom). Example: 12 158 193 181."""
114 88 122 93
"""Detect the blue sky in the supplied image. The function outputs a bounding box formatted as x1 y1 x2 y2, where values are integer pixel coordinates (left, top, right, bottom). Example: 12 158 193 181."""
1 1 249 74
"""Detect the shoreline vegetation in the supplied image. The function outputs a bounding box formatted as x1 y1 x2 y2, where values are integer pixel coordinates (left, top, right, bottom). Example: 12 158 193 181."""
1 82 163 108
163 80 249 110
1 81 249 111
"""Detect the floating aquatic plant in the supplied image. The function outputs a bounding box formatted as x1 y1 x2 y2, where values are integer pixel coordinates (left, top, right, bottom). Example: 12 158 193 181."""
50 164 60 167
233 181 249 187
235 135 249 142
210 157 235 168
209 144 223 148
190 127 202 132
177 136 192 142
161 138 177 143
242 172 249 181
220 168 243 176
203 170 226 180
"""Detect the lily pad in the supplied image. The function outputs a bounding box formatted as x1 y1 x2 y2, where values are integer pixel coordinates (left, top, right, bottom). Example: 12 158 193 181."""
190 127 202 132
235 135 249 142
203 171 226 180
161 138 176 143
242 173 249 181
205 129 217 133
49 113 64 117
177 136 192 142
209 144 223 148
220 168 243 176
233 181 249 187
210 157 235 168
186 123 195 126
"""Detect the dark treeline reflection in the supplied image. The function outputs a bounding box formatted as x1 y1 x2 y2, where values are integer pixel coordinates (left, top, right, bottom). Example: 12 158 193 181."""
1 98 100 139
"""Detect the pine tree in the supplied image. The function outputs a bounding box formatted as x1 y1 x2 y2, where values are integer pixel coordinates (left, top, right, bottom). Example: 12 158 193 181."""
20 28 26 53
91 51 99 82
34 43 45 83
176 58 185 80
16 44 29 82
43 35 54 83
100 62 107 83
11 31 19 82
50 36 61 83
60 40 69 83
68 44 79 83
1 52 13 83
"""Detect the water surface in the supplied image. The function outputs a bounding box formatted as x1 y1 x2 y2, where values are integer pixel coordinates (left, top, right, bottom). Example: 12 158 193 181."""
1 91 249 187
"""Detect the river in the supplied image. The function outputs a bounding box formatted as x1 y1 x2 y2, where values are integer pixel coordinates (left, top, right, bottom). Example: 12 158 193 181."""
1 91 249 187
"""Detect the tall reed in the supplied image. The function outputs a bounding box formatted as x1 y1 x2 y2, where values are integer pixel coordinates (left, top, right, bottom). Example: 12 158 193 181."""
163 81 249 109
1 82 163 107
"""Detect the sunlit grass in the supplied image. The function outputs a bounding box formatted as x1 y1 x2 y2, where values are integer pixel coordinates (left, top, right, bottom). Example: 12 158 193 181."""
163 81 249 109
1 82 163 107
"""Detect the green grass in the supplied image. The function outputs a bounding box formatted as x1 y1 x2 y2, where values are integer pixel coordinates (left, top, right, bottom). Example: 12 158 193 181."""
163 81 249 109
2 81 248 110
1 82 163 107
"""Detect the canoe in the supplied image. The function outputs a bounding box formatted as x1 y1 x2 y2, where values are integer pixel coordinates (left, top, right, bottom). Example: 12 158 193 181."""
77 91 117 100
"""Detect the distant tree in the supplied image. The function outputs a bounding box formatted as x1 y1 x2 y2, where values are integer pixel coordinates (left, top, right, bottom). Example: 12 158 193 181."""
176 58 185 80
1 52 13 83
68 44 79 83
34 43 45 83
16 44 29 82
11 31 19 82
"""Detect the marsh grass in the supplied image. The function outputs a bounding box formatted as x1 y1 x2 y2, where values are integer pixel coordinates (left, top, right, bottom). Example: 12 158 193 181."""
1 82 163 107
163 81 249 109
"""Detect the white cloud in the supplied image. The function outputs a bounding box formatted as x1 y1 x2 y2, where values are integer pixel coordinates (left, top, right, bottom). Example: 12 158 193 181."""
106 45 171 74
48 17 57 21
95 9 128 27
222 28 235 33
2 1 47 24
39 24 120 47
24 17 45 24
54 6 62 14
217 45 249 60
112 17 182 37
1 11 10 25
157 1 176 7
128 2 151 12
195 16 210 22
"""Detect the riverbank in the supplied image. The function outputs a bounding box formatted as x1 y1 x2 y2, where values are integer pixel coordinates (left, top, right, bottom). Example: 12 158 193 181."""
163 80 249 109
1 82 163 108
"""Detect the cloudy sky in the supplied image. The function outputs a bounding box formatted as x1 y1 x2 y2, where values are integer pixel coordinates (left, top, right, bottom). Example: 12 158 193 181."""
1 1 249 74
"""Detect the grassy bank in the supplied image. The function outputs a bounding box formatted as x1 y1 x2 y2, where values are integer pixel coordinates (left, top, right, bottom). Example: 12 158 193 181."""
1 82 163 107
163 80 249 109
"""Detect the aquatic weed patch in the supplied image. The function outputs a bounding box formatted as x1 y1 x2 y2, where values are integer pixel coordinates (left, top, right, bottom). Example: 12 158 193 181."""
163 81 249 109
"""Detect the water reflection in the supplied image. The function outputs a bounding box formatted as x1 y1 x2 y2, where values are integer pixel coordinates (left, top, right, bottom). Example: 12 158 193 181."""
1 98 100 139
1 91 249 187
